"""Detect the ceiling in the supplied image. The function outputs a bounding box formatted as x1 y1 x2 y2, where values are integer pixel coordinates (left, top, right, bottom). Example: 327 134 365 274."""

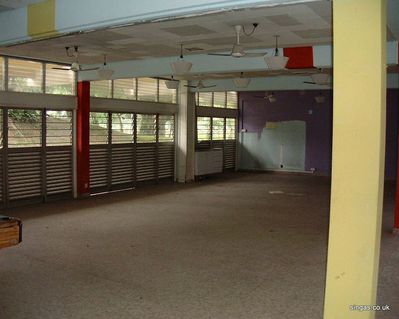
0 0 42 12
0 0 397 73
0 1 334 63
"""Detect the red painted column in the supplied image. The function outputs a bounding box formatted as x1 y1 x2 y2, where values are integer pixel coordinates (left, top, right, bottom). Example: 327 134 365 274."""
76 81 90 197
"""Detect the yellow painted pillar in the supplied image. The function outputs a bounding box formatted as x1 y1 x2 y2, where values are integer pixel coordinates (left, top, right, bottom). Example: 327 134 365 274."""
323 1 386 318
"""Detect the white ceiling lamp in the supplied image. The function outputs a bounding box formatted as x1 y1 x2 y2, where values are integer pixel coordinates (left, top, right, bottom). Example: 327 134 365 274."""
264 35 289 70
185 79 216 90
171 44 192 75
311 73 331 85
233 72 251 88
97 54 114 80
314 92 326 104
165 76 179 89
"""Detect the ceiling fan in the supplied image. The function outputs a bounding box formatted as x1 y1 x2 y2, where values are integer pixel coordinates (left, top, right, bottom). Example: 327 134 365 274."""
52 46 100 72
185 79 216 89
254 91 277 103
208 24 266 58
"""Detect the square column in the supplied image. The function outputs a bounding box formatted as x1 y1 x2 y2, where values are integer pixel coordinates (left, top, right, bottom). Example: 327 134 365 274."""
324 0 387 318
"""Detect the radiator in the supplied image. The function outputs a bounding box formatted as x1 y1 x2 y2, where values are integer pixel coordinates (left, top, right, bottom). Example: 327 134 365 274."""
194 148 223 176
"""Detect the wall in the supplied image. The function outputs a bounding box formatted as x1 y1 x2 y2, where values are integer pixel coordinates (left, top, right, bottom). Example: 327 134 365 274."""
239 89 399 180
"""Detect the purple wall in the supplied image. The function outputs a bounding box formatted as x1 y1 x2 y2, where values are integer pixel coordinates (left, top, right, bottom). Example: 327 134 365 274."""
239 89 398 179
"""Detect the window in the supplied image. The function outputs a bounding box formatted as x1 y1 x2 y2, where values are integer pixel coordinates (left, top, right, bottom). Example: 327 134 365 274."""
90 112 109 144
197 92 213 107
137 78 157 102
45 64 75 95
112 113 134 144
0 57 4 91
136 114 156 143
8 59 43 93
46 110 72 146
227 92 238 109
158 80 177 104
158 115 174 142
196 91 238 109
226 118 236 140
197 117 211 141
8 109 42 147
212 117 225 140
91 80 112 98
213 92 226 108
113 78 136 100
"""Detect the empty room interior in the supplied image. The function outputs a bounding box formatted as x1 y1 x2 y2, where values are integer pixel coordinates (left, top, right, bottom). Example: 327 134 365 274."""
0 0 399 318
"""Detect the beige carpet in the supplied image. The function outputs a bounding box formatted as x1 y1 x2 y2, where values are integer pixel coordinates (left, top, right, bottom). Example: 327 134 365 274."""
0 173 398 318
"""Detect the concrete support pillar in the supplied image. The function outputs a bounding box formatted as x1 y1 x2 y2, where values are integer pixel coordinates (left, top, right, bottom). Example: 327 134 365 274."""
323 0 386 318
176 81 195 183
76 81 90 197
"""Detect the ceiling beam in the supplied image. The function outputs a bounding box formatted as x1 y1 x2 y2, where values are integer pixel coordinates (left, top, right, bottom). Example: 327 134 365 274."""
78 42 398 81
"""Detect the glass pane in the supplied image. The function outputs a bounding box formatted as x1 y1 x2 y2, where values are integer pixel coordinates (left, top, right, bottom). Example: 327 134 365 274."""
158 115 174 142
90 112 109 144
46 110 72 146
212 117 225 140
158 80 177 104
137 78 157 102
90 80 112 98
8 109 42 147
136 114 156 143
113 78 136 100
197 92 213 107
227 91 238 109
226 118 236 140
197 117 211 141
8 59 43 93
45 64 75 95
112 113 134 144
0 57 4 91
213 92 226 108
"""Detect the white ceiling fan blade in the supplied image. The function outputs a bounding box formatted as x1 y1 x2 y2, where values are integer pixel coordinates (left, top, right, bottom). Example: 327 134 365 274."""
52 67 71 71
241 52 267 58
208 53 232 57
80 67 100 71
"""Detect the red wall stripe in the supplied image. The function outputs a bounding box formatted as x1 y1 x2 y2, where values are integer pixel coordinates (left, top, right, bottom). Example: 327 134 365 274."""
76 81 90 196
283 46 314 69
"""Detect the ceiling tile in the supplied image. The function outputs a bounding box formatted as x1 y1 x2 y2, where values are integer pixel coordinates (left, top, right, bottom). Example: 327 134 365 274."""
161 25 216 36
266 14 302 26
293 28 332 39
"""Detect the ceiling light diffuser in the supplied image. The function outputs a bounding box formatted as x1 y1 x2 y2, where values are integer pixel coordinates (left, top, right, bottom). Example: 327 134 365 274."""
97 68 114 80
233 77 251 88
165 80 179 89
311 73 330 85
264 55 289 70
315 93 326 103
171 60 192 75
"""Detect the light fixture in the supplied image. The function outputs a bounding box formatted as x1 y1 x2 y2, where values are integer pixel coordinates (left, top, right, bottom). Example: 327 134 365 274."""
170 44 192 75
264 35 289 70
97 54 114 80
314 92 326 104
165 76 179 89
268 93 277 103
233 72 251 88
311 73 331 85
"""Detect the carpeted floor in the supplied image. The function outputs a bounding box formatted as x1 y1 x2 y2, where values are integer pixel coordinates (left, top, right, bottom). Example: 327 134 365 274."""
0 173 398 318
